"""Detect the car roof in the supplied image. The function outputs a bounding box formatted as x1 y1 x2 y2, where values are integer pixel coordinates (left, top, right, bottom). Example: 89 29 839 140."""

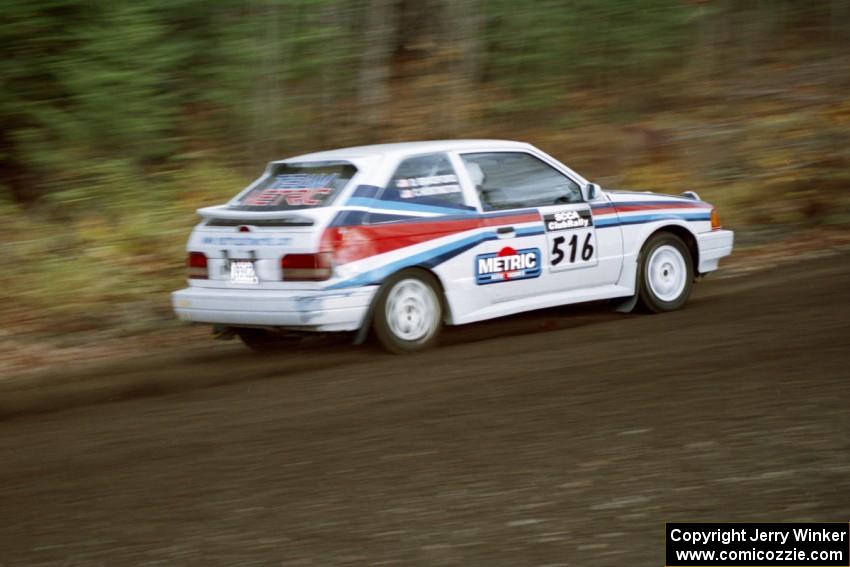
276 140 534 163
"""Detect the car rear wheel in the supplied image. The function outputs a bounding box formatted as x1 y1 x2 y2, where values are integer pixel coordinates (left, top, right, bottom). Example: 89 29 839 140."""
373 270 443 354
237 328 302 353
637 232 694 313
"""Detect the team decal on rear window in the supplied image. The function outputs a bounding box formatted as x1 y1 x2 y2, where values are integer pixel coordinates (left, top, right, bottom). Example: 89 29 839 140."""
244 173 337 207
396 174 462 199
475 246 542 285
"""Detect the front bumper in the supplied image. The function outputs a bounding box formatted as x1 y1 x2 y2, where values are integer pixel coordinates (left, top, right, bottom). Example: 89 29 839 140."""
696 229 734 273
171 285 378 332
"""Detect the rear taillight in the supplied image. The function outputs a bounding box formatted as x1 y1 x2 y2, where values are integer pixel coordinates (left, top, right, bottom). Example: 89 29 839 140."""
187 252 208 279
281 252 332 281
710 208 721 230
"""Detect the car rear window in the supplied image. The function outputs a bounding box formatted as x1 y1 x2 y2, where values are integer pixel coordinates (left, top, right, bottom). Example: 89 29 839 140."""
229 161 357 211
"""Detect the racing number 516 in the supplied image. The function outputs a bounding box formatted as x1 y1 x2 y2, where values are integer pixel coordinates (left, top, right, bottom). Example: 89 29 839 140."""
551 232 594 266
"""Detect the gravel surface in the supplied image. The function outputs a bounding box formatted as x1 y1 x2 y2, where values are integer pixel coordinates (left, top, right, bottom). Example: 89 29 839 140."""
0 253 848 565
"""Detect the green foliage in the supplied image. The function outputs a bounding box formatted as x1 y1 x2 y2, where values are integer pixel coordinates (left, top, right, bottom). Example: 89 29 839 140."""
481 0 692 98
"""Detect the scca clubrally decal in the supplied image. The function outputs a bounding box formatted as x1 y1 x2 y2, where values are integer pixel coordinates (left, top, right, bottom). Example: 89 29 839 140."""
544 209 593 232
475 246 541 285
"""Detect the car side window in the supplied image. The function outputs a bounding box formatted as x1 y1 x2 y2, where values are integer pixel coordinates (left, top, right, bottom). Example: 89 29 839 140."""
386 153 465 207
461 152 582 211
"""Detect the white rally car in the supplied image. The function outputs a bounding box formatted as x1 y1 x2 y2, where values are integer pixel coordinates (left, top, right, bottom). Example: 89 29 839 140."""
172 140 733 353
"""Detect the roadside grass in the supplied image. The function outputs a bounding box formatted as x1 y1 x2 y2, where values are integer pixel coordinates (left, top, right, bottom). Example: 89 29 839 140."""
0 161 247 335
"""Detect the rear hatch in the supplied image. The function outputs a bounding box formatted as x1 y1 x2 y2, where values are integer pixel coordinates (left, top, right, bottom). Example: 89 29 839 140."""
186 161 356 290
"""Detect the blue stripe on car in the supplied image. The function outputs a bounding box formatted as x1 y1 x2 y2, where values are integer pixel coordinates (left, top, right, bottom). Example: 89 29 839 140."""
326 225 545 289
346 197 478 216
595 211 711 228
347 184 477 211
324 207 709 289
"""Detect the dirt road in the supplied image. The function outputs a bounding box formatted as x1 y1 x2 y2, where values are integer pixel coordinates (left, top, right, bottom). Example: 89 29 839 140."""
1 254 849 565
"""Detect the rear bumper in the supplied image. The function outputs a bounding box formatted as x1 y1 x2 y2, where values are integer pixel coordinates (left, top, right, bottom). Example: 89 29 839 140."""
171 285 377 332
696 229 734 273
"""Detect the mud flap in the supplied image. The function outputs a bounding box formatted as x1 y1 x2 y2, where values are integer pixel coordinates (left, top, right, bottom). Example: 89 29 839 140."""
352 312 373 345
352 286 382 345
613 294 639 313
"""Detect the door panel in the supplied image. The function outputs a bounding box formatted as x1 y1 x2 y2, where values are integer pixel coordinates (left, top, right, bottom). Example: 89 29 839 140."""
444 150 624 319
472 211 547 303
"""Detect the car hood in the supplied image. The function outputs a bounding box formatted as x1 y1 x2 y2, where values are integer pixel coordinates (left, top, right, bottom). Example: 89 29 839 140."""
604 189 707 205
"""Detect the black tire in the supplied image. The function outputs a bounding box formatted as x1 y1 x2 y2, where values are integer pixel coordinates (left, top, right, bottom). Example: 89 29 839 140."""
636 232 694 313
236 328 302 353
372 269 443 354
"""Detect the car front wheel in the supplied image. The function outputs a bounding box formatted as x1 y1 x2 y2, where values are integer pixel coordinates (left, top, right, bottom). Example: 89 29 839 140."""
637 232 694 313
373 270 443 354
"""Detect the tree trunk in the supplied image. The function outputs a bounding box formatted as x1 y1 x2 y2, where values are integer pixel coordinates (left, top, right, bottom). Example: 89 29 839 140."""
319 1 342 146
444 0 481 135
359 0 396 138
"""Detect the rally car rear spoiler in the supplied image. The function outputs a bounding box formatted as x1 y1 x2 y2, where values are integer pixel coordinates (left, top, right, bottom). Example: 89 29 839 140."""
196 205 315 225
680 191 701 201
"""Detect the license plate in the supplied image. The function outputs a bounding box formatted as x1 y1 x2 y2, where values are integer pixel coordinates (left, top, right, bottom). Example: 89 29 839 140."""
230 261 258 284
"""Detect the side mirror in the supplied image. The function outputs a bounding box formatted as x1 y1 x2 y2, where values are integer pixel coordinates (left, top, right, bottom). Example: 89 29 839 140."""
585 182 601 200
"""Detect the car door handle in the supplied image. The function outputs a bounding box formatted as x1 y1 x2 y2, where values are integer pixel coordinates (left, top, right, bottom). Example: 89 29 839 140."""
497 226 515 238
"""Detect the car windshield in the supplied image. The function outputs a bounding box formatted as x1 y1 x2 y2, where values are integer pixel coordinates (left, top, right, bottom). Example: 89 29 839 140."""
229 161 357 211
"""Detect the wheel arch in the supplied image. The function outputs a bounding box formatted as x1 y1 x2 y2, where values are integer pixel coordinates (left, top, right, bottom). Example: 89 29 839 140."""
353 264 454 345
641 224 699 277
404 265 454 324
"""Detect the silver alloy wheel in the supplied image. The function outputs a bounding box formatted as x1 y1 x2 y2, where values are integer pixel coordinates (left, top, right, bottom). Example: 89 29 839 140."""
385 278 440 342
646 244 687 302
